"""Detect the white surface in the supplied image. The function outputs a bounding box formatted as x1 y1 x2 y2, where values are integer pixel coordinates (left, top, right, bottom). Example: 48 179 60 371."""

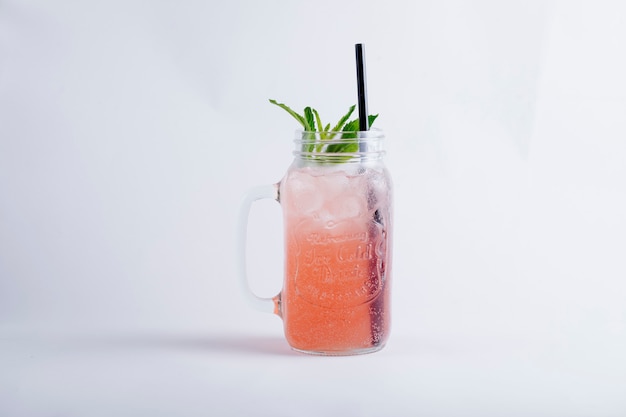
1 1 626 416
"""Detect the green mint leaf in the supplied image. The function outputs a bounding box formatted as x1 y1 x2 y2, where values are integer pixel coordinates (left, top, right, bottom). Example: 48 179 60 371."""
312 108 323 133
331 104 356 132
269 99 307 128
324 123 330 132
304 107 315 131
325 141 359 154
312 108 329 143
342 118 359 132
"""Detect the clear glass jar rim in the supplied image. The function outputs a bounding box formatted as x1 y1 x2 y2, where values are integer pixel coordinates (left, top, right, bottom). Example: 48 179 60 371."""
292 128 385 162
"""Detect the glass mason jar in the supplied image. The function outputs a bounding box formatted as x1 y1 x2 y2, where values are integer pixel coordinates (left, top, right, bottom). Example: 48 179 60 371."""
238 130 393 355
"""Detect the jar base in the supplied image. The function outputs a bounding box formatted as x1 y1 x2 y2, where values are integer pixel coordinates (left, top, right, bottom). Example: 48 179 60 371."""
290 343 386 356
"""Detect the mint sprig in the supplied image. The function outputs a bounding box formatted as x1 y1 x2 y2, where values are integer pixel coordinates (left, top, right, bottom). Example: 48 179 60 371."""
269 99 378 158
269 99 377 135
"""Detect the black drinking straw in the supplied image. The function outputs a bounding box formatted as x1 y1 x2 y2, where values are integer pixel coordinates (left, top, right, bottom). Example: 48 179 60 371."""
355 43 369 133
355 43 385 347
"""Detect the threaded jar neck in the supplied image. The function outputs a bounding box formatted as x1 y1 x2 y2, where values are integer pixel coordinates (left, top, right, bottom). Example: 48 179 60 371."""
293 129 385 163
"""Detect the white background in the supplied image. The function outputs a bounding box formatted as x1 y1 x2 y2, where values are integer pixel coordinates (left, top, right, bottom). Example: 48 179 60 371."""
1 0 626 416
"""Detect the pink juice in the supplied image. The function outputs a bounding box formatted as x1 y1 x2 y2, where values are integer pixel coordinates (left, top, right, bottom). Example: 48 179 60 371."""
278 164 392 354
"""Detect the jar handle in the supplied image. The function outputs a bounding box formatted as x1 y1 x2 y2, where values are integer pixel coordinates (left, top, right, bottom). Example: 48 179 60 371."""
236 183 281 314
